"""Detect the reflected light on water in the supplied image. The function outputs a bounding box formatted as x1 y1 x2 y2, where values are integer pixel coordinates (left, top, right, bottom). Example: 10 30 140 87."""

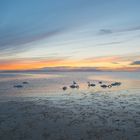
0 72 140 97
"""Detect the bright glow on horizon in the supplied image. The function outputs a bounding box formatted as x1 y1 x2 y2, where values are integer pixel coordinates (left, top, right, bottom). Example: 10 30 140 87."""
0 0 140 71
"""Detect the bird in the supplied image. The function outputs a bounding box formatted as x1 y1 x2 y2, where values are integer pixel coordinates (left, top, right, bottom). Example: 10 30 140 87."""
116 82 121 85
14 85 23 88
111 82 121 86
73 81 77 85
62 86 67 91
70 81 80 89
101 84 108 88
22 81 28 84
70 84 79 89
70 84 76 88
69 81 80 89
87 82 96 87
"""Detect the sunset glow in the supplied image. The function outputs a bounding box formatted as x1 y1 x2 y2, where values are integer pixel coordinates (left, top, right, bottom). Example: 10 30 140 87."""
0 0 140 71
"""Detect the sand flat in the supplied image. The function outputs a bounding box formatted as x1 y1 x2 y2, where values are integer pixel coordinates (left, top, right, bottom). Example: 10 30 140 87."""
0 90 140 140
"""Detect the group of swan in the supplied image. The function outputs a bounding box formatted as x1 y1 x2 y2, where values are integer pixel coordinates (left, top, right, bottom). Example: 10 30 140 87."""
62 81 121 91
13 80 121 90
13 81 29 88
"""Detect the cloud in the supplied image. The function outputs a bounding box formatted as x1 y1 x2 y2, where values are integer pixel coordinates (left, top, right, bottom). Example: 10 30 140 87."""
0 27 65 54
97 41 122 46
98 25 140 36
130 61 140 65
121 26 140 32
39 66 101 72
98 29 112 35
0 56 69 70
84 56 120 63
112 62 119 64
82 54 140 66
0 21 73 59
97 66 140 72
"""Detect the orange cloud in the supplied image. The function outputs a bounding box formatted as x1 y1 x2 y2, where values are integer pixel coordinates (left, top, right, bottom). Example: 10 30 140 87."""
0 58 66 70
0 54 140 71
84 56 120 63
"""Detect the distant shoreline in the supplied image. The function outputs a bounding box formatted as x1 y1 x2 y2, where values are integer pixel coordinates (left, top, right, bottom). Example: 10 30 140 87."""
0 70 140 73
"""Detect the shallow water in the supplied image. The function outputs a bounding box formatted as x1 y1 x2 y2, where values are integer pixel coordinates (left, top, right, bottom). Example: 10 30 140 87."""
0 71 140 97
0 72 140 140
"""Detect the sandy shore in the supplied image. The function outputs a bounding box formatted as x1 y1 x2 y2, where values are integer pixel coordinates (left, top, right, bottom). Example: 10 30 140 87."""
0 90 140 140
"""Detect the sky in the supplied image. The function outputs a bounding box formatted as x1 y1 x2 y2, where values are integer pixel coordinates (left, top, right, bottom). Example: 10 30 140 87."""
0 0 140 71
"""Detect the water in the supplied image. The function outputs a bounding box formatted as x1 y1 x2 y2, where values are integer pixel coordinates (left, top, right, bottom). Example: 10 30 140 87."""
0 71 140 97
0 71 140 140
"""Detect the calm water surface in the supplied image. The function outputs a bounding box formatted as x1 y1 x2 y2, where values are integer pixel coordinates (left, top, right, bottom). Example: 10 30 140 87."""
0 72 140 97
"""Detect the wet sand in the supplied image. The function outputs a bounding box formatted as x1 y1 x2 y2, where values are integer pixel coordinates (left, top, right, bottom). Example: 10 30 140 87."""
0 90 140 140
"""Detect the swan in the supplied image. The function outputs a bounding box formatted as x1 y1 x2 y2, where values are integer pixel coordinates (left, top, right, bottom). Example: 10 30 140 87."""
70 84 79 89
70 81 80 89
14 85 23 88
111 82 121 86
70 84 76 88
73 81 77 85
87 82 96 87
100 84 108 88
62 86 67 90
22 81 28 84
